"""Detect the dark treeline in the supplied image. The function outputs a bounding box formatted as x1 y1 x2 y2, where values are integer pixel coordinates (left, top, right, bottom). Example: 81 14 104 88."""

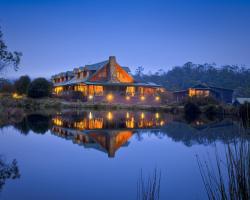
136 62 250 97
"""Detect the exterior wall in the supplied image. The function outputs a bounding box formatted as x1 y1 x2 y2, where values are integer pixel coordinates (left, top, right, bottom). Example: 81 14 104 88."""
89 56 134 83
211 88 233 103
53 84 163 105
89 65 109 82
173 91 188 102
85 93 162 105
173 87 233 103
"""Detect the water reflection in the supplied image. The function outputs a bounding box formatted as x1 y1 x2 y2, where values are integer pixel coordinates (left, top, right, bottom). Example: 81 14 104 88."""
0 157 20 191
51 110 168 157
1 110 249 157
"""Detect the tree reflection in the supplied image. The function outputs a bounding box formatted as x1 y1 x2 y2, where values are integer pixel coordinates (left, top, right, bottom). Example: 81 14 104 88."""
13 117 29 135
27 114 50 134
12 114 51 134
0 157 20 191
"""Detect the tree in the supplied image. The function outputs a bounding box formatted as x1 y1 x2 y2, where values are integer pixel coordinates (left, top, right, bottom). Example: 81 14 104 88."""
0 79 14 93
14 75 31 95
0 27 22 73
27 78 52 98
135 66 144 77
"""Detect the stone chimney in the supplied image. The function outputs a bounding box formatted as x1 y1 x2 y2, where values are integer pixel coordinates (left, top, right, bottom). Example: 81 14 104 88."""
108 56 117 82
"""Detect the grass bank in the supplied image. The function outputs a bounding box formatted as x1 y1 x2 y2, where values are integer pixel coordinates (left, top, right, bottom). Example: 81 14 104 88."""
0 94 179 112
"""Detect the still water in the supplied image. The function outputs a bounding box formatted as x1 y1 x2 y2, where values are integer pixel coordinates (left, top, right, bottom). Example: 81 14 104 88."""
0 110 248 199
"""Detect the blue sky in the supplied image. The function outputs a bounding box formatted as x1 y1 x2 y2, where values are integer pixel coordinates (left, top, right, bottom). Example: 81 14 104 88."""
0 0 250 78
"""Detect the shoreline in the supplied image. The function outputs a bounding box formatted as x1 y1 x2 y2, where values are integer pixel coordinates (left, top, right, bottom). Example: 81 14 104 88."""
0 94 238 115
0 95 180 112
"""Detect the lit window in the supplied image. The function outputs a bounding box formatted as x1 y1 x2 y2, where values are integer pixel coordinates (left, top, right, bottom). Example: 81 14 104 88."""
126 86 135 96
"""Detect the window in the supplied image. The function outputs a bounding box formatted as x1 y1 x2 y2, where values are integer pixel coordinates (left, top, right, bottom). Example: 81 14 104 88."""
126 86 135 96
94 86 104 96
74 85 87 95
88 85 104 96
54 86 63 94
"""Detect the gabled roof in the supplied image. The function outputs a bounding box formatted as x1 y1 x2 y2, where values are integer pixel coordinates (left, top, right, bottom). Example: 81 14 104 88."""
191 83 233 92
52 56 161 88
191 83 210 89
85 60 109 71
121 66 131 73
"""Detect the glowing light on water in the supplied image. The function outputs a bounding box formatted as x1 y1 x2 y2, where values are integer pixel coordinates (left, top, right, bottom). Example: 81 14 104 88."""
89 112 93 119
155 112 160 119
140 112 145 119
107 112 113 120
126 112 130 118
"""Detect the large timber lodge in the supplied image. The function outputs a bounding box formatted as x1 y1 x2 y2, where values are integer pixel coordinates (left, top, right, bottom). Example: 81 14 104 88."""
51 56 165 104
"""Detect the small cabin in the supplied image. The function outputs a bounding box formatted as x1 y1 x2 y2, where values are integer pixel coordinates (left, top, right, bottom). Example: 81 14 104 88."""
233 98 250 106
51 56 165 104
173 84 233 103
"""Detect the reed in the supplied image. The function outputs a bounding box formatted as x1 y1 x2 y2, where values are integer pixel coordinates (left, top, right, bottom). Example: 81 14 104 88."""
137 168 161 200
197 141 250 200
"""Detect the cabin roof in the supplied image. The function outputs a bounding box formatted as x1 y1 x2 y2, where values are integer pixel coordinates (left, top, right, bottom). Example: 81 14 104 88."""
192 83 233 92
234 97 250 104
85 60 109 71
173 83 233 93
52 56 161 88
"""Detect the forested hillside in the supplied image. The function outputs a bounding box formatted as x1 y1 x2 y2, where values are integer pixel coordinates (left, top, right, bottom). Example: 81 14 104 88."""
136 62 250 97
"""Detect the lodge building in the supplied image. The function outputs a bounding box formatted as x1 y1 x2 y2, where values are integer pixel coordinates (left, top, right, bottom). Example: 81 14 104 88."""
52 56 165 104
173 84 233 103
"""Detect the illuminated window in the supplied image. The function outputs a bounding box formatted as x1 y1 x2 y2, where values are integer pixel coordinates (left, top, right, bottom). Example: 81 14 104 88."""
54 86 63 94
126 86 135 96
88 85 103 96
139 87 144 96
75 85 87 95
189 89 210 97
94 86 104 96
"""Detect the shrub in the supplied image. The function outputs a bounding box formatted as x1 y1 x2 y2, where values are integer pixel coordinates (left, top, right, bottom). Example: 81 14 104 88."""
27 78 52 98
204 104 217 115
184 102 201 123
0 79 14 93
184 102 201 114
14 75 31 95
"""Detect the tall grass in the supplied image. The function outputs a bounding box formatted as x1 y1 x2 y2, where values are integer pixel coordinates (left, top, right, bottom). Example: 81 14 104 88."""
137 169 161 200
197 141 250 200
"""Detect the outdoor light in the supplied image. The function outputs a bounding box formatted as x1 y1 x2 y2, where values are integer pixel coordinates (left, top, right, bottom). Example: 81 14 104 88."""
12 93 22 99
107 94 113 101
155 96 160 101
126 96 130 100
88 95 93 100
107 112 113 120
140 96 145 101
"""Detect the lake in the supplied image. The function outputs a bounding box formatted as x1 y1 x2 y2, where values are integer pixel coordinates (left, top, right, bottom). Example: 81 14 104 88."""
0 109 248 199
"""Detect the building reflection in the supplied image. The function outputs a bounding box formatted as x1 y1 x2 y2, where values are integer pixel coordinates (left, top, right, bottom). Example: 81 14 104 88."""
51 111 169 157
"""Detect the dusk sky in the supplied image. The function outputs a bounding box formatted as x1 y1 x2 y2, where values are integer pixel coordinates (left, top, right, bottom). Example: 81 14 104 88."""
0 0 250 79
